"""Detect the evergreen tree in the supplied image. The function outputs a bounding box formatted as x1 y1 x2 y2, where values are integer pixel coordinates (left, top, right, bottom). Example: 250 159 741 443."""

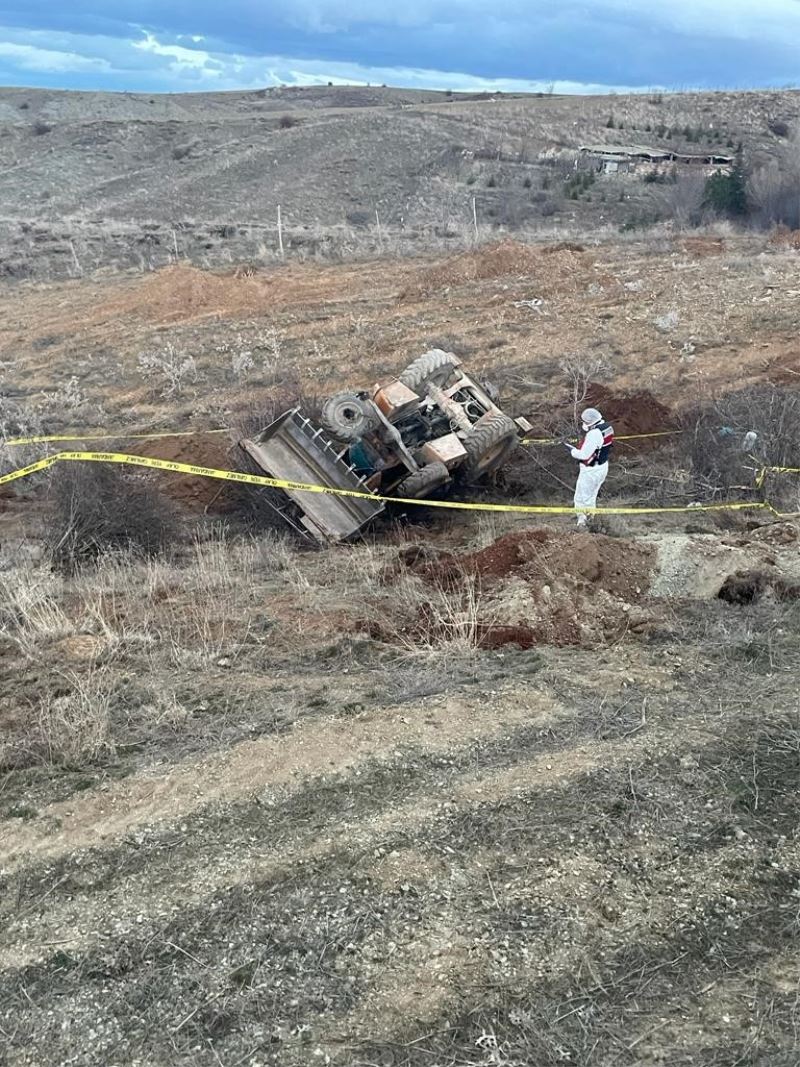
703 143 748 217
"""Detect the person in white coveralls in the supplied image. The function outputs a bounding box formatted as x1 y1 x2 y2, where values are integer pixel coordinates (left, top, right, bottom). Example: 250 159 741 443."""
566 407 614 527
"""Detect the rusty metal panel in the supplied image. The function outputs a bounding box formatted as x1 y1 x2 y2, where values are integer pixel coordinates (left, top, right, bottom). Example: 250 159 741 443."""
373 380 419 419
420 433 468 470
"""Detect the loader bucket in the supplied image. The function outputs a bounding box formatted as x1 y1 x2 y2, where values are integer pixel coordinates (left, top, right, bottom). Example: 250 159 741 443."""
240 409 384 542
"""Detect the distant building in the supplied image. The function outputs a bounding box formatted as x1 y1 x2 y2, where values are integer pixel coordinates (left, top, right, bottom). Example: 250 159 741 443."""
578 144 733 176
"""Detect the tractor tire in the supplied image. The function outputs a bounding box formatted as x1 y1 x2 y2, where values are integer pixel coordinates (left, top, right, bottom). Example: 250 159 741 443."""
459 413 518 482
320 392 377 442
398 349 459 395
397 461 450 499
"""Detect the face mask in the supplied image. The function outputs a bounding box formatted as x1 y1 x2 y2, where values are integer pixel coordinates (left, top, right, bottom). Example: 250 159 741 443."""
581 422 589 432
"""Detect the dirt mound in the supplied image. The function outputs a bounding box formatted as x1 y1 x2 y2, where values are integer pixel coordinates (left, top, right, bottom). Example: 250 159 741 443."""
542 240 586 254
402 239 586 300
95 263 280 324
132 432 237 511
583 384 674 438
462 529 652 599
394 529 657 648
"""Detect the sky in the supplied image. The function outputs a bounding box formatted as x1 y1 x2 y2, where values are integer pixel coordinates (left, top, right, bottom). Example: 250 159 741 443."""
0 1 799 95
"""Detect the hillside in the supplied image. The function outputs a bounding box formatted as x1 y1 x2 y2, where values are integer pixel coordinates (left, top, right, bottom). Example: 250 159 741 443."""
0 85 799 278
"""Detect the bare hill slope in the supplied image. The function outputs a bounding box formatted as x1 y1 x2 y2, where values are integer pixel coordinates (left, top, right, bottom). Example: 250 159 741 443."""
1 85 799 279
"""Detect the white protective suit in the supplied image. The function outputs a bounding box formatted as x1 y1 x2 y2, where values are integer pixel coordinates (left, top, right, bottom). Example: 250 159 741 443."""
571 426 609 526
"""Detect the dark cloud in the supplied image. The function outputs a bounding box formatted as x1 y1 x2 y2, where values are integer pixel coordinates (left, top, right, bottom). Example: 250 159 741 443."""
0 1 797 91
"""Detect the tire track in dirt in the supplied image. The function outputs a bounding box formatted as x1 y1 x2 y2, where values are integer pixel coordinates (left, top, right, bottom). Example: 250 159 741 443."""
0 732 640 969
0 684 563 871
1 711 706 972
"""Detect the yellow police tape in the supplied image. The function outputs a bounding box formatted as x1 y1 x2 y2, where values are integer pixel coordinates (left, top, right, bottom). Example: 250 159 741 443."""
4 428 229 447
755 464 800 488
0 449 792 518
4 427 682 448
523 429 682 445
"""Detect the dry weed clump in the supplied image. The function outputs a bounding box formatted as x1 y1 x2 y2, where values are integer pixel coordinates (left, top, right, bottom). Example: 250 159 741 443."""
31 670 115 767
0 666 115 771
45 462 179 573
368 571 491 655
0 567 74 657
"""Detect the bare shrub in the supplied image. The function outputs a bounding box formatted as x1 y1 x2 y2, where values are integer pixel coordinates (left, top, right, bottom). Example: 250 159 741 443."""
559 355 608 426
171 138 200 161
278 115 300 129
0 395 45 479
45 463 179 573
137 343 198 397
31 670 115 766
683 386 800 504
230 349 255 382
345 210 371 228
769 120 791 138
748 156 800 230
656 172 707 227
41 375 88 411
654 309 680 333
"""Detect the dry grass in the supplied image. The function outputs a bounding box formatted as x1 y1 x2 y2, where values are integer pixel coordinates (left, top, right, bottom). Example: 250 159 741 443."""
32 668 115 767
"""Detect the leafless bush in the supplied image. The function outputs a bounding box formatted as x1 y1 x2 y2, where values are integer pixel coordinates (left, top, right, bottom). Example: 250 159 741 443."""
656 172 707 227
748 156 800 230
559 355 608 426
41 375 88 411
45 463 179 573
768 120 791 138
683 386 800 504
32 670 115 766
0 395 45 478
137 343 198 397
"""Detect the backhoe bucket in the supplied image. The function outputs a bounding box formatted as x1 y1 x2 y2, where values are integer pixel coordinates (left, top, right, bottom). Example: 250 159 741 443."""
240 409 384 542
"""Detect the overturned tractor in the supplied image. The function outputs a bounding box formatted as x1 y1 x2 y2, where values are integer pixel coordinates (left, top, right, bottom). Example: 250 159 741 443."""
240 349 531 542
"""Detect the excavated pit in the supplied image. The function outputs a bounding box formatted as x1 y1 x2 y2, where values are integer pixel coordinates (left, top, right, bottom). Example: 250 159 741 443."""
387 529 658 649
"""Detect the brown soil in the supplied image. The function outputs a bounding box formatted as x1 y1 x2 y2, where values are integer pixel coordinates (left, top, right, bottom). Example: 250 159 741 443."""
95 263 279 324
584 383 675 437
132 432 237 510
91 259 405 327
681 235 726 257
392 529 657 648
401 238 587 300
461 529 653 598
